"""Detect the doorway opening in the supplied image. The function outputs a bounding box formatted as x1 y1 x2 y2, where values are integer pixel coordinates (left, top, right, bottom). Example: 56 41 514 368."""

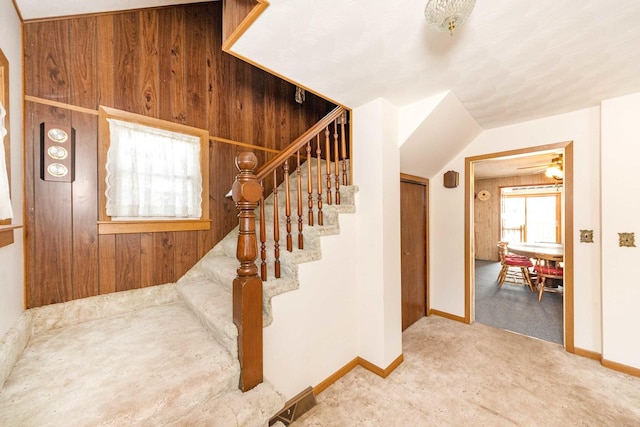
464 142 574 351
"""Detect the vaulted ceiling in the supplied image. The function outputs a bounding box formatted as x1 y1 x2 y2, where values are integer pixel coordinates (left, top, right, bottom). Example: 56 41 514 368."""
16 0 640 129
230 0 640 129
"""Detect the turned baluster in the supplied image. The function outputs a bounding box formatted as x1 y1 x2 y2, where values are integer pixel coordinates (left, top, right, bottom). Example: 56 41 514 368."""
306 141 314 227
284 160 293 252
341 112 349 186
259 184 267 281
333 120 341 205
231 151 263 392
325 126 332 205
272 169 281 279
297 151 304 249
316 134 324 226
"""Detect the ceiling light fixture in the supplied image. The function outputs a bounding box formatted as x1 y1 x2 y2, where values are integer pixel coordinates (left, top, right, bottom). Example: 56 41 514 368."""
424 0 476 36
545 166 563 180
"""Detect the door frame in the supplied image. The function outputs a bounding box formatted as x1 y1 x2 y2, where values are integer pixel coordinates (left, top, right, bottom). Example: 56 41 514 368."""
400 173 430 317
464 141 574 352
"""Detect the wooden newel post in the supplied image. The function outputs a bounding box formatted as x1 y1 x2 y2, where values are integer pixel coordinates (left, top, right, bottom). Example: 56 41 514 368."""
231 151 264 392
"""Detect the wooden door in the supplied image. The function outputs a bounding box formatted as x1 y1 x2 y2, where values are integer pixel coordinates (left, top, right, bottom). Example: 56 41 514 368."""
400 177 428 331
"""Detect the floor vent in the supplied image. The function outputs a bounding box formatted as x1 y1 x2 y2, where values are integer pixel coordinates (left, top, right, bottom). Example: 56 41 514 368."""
269 386 316 426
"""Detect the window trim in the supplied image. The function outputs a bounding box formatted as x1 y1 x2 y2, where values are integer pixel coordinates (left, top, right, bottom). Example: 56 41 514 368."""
98 106 211 235
0 49 15 248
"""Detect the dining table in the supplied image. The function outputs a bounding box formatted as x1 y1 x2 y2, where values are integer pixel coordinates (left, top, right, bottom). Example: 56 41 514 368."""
506 242 564 258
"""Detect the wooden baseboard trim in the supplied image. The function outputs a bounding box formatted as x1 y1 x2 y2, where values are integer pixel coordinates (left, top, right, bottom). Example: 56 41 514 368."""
313 358 359 395
358 354 404 379
313 354 404 396
601 358 640 378
430 309 467 324
573 347 601 361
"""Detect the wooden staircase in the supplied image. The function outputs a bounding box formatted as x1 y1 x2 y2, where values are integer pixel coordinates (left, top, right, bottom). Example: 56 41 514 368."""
179 106 354 392
0 107 354 425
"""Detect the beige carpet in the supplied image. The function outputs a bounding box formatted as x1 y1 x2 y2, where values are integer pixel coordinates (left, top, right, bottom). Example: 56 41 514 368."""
0 300 282 426
296 316 640 426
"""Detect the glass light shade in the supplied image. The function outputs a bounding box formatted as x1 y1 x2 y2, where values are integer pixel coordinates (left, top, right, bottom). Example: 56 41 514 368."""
47 163 69 177
47 128 69 143
47 145 68 159
545 166 563 180
424 0 476 34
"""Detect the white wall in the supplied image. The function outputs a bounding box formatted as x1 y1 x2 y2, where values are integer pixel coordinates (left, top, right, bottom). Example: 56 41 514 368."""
353 98 403 367
430 107 602 353
601 92 640 369
263 215 359 398
0 2 24 339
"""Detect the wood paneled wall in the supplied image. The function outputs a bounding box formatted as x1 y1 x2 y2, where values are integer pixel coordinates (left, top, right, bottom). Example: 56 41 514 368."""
23 2 335 308
474 174 557 261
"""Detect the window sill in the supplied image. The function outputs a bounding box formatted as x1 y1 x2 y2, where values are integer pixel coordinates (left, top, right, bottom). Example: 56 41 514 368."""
0 224 22 248
98 219 211 235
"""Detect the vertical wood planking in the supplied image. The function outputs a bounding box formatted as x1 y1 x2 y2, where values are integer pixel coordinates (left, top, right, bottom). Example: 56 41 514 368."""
23 26 38 306
139 10 159 118
175 231 198 278
140 233 154 287
154 232 175 284
114 12 141 115
23 3 338 307
98 234 116 294
115 234 141 291
30 20 74 307
474 173 557 261
70 17 99 299
96 14 116 294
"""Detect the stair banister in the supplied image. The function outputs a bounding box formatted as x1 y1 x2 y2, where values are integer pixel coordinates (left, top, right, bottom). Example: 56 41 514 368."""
231 152 264 392
255 106 345 181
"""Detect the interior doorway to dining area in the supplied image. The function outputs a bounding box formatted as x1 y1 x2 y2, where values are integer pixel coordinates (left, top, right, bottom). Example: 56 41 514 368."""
468 144 571 346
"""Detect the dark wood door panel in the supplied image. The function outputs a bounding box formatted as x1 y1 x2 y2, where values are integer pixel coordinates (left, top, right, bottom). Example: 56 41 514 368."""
400 179 428 331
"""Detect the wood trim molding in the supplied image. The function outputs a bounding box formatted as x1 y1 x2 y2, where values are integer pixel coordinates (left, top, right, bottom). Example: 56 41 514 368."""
11 0 23 22
430 309 467 324
602 359 640 378
97 106 211 234
573 347 601 361
313 358 359 395
313 354 405 396
464 141 575 350
210 136 280 154
98 219 212 235
24 96 283 155
400 173 428 184
222 0 270 52
358 354 404 379
24 95 98 116
221 0 346 110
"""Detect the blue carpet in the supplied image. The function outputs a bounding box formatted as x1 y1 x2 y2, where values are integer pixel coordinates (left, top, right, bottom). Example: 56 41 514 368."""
475 259 563 344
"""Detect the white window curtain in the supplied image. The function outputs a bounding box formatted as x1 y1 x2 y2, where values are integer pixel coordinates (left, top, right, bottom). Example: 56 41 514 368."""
0 101 13 220
105 118 202 219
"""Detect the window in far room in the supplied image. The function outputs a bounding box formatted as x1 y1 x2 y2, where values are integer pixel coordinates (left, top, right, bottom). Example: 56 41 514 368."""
97 106 211 235
500 185 562 244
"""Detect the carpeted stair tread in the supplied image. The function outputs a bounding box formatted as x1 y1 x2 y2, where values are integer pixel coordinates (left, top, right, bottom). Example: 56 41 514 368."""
177 277 238 358
0 301 240 426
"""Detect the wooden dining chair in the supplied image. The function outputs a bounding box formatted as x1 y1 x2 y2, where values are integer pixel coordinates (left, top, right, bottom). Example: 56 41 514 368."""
533 253 564 301
496 242 534 291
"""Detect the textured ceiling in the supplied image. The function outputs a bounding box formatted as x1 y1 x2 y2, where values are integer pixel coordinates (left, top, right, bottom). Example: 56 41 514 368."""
473 150 563 179
15 0 640 130
231 0 640 128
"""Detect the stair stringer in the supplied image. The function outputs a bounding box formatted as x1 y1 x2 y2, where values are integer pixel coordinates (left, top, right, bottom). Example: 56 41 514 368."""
177 183 358 359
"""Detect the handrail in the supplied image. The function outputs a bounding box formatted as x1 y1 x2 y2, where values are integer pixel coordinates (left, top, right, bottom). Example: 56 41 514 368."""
255 106 346 181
